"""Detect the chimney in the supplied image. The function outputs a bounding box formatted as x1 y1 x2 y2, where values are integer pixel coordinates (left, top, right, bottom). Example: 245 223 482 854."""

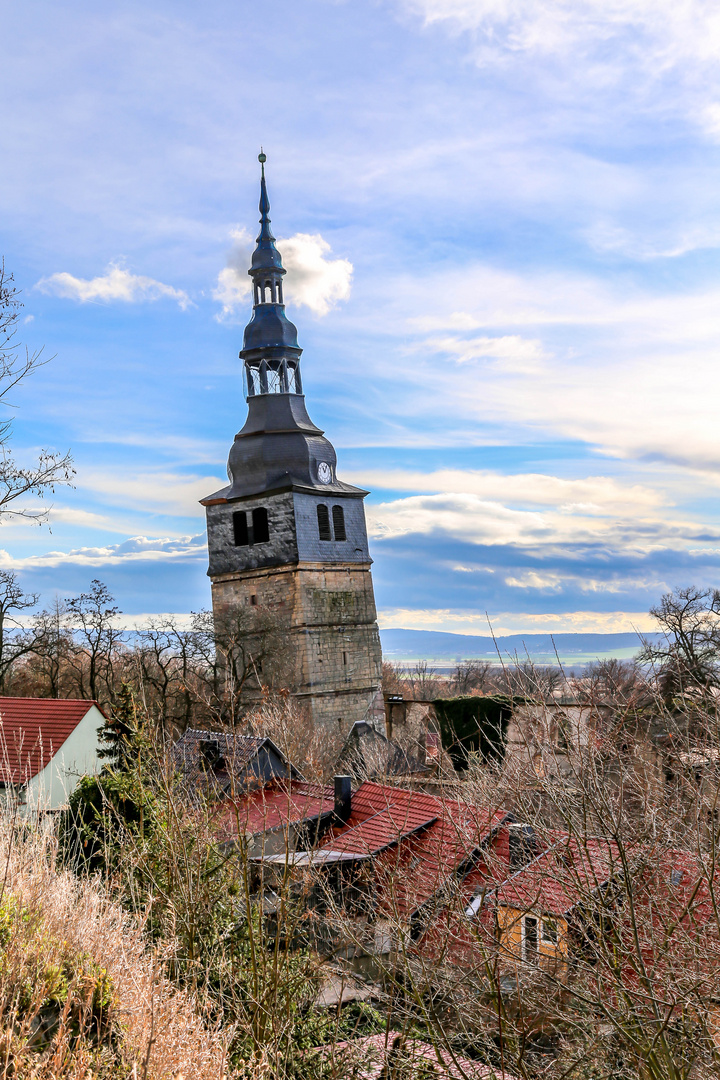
334 775 352 823
508 823 536 869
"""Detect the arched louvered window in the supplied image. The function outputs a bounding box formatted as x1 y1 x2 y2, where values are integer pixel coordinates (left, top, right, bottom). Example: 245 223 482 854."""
317 504 331 541
233 511 249 547
252 506 269 544
332 504 346 541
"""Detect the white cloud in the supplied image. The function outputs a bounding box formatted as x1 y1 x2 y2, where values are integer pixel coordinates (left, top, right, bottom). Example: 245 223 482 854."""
503 571 564 591
584 221 720 260
214 230 352 321
348 468 664 515
278 233 353 316
37 261 189 308
212 227 253 321
398 0 720 147
77 469 224 517
402 0 720 72
358 260 720 474
0 534 206 571
377 606 658 635
418 334 547 372
366 490 711 552
36 261 191 309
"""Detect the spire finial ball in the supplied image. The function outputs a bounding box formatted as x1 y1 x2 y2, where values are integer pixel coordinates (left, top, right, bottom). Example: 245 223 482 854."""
258 151 267 164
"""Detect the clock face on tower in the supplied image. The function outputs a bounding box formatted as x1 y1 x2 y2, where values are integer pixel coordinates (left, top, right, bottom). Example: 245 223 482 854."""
317 462 332 484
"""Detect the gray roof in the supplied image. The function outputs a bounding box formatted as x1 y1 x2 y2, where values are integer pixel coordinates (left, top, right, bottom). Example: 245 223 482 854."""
172 728 298 795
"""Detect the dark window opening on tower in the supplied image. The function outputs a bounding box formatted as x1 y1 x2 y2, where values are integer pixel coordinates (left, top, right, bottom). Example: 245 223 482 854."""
250 594 258 606
317 504 332 541
332 505 346 541
343 651 347 665
233 511 249 546
252 507 270 544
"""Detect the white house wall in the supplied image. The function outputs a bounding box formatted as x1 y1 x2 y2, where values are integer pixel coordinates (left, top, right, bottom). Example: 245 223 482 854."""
24 705 104 812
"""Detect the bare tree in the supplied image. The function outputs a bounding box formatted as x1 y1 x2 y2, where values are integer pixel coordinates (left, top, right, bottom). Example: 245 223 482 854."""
578 657 646 706
496 660 564 699
65 579 124 703
133 617 203 733
639 585 720 695
452 659 493 696
29 597 73 698
191 605 291 726
0 261 74 522
0 570 38 691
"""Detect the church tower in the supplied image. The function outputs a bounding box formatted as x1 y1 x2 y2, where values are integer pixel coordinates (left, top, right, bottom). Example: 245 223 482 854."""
202 155 384 734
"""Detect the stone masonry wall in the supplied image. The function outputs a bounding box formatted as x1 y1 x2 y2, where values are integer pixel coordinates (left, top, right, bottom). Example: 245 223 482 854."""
211 561 383 735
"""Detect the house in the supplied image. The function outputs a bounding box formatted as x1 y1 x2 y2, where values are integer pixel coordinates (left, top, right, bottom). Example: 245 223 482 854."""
465 829 720 1037
214 776 337 856
0 696 106 812
246 777 513 964
172 728 301 798
480 835 617 977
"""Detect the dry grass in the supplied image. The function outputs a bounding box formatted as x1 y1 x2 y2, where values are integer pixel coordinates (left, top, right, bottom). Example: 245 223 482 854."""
0 815 230 1079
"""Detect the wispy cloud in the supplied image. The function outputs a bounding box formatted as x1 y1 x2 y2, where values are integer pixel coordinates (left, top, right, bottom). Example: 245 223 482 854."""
76 470 223 517
214 229 352 321
366 489 712 551
36 261 191 309
376 607 658 635
402 0 720 79
417 334 548 372
348 468 665 515
0 534 206 571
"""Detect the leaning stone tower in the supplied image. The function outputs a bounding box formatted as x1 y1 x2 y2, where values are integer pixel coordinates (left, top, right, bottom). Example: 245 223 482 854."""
201 155 384 735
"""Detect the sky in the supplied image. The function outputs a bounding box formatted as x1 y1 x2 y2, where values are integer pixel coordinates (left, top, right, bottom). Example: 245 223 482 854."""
3 0 720 636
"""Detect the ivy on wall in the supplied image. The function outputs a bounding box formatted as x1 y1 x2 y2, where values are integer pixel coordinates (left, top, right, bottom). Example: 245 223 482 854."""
432 696 513 771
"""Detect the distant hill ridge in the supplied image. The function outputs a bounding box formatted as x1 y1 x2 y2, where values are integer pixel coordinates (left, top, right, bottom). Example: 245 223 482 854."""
380 628 662 662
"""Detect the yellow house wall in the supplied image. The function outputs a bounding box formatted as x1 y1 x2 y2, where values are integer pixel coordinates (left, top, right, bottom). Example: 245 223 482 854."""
497 905 569 971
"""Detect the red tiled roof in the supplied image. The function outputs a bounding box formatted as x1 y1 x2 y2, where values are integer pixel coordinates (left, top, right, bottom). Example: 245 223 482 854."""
321 804 438 857
394 804 510 914
222 777 511 917
0 697 105 784
319 782 510 912
216 780 335 839
494 837 619 917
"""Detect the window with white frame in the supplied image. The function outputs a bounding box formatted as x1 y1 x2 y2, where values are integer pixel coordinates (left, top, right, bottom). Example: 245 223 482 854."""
523 915 539 961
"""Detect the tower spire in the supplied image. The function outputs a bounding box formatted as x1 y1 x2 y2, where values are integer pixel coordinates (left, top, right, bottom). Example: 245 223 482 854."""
257 149 275 246
241 153 302 397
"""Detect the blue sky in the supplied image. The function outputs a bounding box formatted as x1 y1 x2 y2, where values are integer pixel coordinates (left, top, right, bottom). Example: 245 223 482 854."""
3 0 720 635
